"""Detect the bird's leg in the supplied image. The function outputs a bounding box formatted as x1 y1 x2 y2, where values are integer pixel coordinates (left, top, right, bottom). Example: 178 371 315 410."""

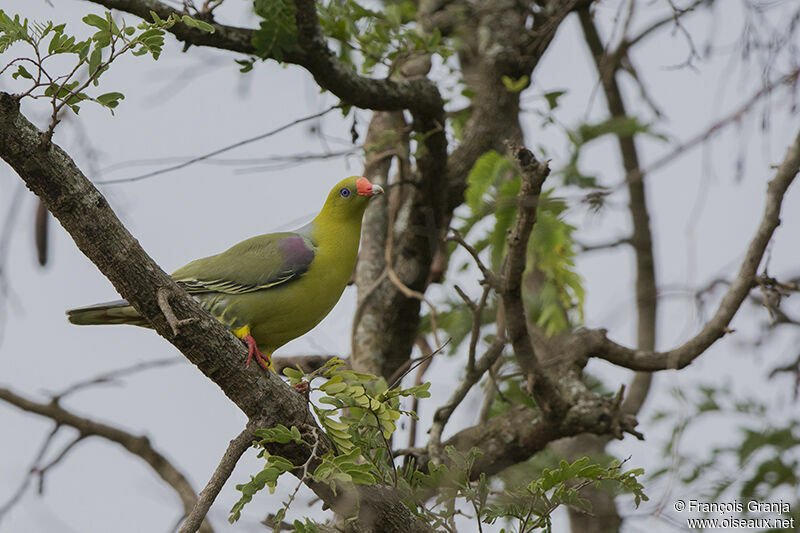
233 325 272 371
293 381 310 395
242 334 272 371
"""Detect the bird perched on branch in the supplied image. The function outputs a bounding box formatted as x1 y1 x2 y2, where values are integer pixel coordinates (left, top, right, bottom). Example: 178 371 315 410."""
67 176 384 371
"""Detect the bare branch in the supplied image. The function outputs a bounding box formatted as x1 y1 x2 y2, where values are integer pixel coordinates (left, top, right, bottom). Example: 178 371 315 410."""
407 337 435 449
613 66 800 191
50 357 179 401
501 145 565 416
272 355 336 375
178 426 256 533
586 129 800 370
579 8 658 419
158 287 200 336
0 386 213 533
0 425 59 524
620 0 707 56
427 338 505 460
438 395 642 480
575 236 633 253
447 229 500 289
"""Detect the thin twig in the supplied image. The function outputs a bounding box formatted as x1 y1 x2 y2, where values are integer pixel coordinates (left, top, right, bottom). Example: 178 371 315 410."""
407 336 435 449
447 229 499 289
35 436 85 494
466 286 491 373
51 357 180 401
0 425 60 524
265 426 322 532
178 425 256 533
612 66 800 192
158 287 199 336
388 340 449 390
427 338 504 461
95 105 342 185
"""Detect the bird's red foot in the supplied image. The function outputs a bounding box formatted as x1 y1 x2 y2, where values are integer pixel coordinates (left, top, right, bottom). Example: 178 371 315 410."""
293 381 310 395
242 334 271 371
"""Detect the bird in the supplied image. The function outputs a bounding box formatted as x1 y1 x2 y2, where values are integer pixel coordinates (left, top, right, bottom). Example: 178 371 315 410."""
66 176 384 371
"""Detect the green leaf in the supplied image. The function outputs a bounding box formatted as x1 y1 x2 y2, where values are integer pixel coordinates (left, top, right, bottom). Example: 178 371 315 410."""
82 13 108 31
149 10 164 25
181 15 215 33
95 91 124 111
320 381 348 395
254 424 304 444
88 45 102 76
252 0 298 61
11 65 33 80
229 454 296 522
0 11 31 53
282 366 304 380
464 150 514 212
235 57 256 73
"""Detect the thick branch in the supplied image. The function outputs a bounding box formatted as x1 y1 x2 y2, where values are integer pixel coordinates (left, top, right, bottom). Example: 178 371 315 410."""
0 386 212 533
585 129 800 370
445 0 576 208
0 93 432 533
84 0 444 116
439 387 641 479
0 93 302 420
502 147 565 415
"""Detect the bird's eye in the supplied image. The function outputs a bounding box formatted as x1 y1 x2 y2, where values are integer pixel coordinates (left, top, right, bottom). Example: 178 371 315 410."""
339 188 351 198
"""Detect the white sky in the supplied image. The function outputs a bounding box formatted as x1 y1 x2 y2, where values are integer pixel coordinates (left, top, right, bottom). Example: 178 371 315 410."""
1 1 799 532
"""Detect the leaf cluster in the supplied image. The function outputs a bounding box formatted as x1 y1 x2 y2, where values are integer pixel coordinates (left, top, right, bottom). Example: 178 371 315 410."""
481 457 646 533
317 0 448 75
0 10 213 118
404 449 646 533
252 0 297 62
229 359 431 525
455 150 585 337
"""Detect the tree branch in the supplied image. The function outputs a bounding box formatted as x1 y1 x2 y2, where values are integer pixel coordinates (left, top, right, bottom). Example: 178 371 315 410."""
179 425 256 533
82 0 444 116
0 93 433 533
501 145 565 416
438 387 643 480
427 338 504 460
579 7 658 414
585 129 800 370
0 386 213 533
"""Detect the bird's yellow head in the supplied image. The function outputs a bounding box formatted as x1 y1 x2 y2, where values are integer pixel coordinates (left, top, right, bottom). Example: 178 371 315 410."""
316 176 384 223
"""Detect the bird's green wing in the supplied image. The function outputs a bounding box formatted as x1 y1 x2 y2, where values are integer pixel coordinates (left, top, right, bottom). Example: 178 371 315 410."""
172 232 315 295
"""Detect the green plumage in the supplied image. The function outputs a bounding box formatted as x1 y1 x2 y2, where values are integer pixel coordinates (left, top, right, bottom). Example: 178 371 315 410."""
67 176 383 358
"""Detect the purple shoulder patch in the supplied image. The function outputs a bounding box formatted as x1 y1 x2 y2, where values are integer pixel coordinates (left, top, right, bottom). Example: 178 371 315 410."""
279 236 315 275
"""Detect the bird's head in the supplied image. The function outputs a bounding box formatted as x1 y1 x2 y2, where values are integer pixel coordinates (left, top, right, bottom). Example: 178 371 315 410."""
318 176 384 223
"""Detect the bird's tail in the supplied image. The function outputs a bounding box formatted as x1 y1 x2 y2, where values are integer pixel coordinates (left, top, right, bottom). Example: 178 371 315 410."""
66 299 150 327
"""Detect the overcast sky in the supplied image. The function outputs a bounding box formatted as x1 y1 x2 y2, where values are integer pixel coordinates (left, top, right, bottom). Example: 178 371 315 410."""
1 1 799 532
